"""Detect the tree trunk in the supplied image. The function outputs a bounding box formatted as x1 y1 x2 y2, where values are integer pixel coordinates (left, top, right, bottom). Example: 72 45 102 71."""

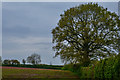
82 52 90 67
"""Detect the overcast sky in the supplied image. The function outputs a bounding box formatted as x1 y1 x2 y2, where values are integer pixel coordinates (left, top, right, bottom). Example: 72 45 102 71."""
2 2 118 65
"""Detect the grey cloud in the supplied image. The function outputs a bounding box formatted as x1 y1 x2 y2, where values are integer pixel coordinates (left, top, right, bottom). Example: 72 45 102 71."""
3 26 31 37
32 42 52 45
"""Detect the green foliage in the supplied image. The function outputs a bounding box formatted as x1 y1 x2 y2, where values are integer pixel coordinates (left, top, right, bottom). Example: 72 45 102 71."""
3 59 11 65
62 64 82 76
94 59 106 78
94 55 120 79
62 63 95 79
52 2 120 66
62 64 73 71
11 59 20 65
63 55 120 79
80 67 93 78
3 59 20 65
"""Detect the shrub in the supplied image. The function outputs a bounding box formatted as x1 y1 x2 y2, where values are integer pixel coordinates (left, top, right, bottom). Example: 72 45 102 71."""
80 67 93 78
94 55 120 79
62 63 82 76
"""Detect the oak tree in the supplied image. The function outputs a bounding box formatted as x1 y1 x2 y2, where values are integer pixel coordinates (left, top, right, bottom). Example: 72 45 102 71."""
52 3 120 66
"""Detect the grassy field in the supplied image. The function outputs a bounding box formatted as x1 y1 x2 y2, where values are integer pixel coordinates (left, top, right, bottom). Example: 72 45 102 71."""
2 67 80 80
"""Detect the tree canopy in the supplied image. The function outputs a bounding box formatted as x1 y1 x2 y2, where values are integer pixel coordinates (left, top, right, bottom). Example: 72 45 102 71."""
27 53 41 65
3 59 11 65
11 59 20 65
52 3 120 66
3 59 20 65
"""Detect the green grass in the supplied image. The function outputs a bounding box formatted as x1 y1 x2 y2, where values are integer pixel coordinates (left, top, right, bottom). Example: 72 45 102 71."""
2 68 80 80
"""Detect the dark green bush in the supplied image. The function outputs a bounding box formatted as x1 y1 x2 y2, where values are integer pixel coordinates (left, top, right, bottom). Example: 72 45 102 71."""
62 63 94 78
94 59 107 79
80 67 93 78
94 55 120 79
62 55 120 79
62 63 82 75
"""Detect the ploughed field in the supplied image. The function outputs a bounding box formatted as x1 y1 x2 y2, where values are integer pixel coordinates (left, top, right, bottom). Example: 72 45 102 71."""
1 66 80 80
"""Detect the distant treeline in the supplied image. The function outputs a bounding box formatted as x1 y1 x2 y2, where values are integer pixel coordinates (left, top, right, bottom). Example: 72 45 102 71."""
2 53 42 65
1 53 64 70
2 64 63 70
